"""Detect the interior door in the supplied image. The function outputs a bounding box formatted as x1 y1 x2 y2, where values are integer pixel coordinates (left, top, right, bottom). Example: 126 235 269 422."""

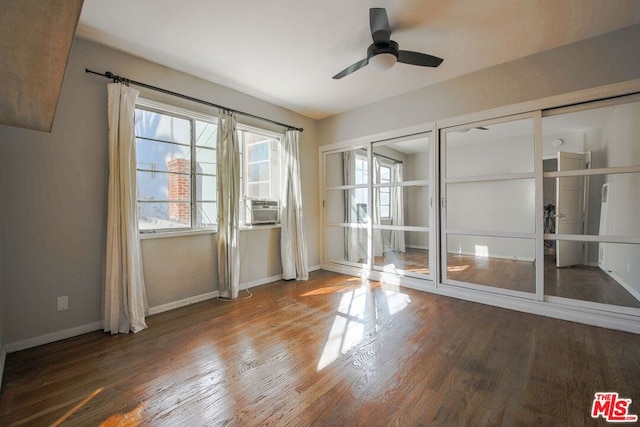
555 151 587 267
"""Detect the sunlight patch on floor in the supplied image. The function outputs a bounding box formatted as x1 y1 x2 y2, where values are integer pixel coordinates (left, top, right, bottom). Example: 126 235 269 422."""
317 288 367 371
100 402 145 427
316 285 410 371
475 245 489 257
300 283 363 297
447 265 470 272
52 387 104 426
384 290 411 316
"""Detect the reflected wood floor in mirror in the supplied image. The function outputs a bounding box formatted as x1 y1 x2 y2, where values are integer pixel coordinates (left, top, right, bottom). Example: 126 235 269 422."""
374 248 429 275
1 270 639 426
543 255 640 308
447 253 536 293
445 253 639 308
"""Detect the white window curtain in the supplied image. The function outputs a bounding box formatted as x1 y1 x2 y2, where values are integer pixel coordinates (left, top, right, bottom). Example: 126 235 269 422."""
104 82 148 334
342 151 360 262
217 110 241 299
372 156 383 257
280 129 308 280
389 162 405 252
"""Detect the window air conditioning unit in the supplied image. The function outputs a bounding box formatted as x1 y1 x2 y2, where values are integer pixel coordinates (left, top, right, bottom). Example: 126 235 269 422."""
246 198 279 225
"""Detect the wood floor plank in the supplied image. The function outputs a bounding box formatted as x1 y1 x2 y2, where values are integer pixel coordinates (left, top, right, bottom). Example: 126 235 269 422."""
1 270 639 426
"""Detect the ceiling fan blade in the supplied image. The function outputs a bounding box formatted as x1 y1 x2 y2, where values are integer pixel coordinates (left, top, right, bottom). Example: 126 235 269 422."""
332 58 369 79
369 8 391 45
397 50 443 67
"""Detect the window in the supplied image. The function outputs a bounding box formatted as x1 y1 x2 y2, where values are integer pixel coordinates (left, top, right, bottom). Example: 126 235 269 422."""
379 164 392 218
238 128 281 201
134 100 282 233
355 155 368 223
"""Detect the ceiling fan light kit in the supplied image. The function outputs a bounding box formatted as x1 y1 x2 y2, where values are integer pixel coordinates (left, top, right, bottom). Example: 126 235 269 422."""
333 8 443 79
369 52 398 71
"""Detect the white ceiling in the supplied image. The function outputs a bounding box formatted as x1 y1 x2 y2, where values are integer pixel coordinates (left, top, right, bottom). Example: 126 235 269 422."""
77 0 640 120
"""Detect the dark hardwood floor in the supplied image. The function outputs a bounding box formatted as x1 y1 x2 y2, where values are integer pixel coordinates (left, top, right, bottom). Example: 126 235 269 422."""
1 270 639 426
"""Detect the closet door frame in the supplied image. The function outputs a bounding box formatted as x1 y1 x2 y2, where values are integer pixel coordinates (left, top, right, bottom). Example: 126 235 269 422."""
370 131 436 282
437 111 544 300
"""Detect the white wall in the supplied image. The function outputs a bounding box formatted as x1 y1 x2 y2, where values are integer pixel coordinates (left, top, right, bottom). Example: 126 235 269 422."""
405 148 430 249
445 133 535 260
0 37 320 347
601 102 640 296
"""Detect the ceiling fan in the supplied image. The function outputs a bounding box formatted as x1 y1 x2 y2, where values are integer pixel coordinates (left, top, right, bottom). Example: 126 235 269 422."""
333 7 443 79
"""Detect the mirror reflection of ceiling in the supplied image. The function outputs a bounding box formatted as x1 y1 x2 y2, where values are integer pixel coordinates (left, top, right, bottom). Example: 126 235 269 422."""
542 105 616 134
374 134 431 155
448 101 629 145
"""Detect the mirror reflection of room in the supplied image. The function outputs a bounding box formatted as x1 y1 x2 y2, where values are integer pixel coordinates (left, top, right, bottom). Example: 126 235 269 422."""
443 118 537 294
372 134 431 277
324 148 370 264
542 99 640 308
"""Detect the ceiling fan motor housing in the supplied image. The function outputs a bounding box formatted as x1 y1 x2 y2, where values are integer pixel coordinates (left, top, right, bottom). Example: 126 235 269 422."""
368 40 399 59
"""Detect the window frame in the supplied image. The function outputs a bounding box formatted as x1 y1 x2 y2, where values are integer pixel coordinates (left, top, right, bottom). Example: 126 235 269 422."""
354 154 369 223
378 163 392 220
238 126 282 201
135 98 283 235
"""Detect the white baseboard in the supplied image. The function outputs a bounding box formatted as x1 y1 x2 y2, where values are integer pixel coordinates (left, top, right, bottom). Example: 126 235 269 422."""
148 291 220 315
406 245 429 250
151 267 323 314
5 321 103 353
450 250 535 263
244 274 282 290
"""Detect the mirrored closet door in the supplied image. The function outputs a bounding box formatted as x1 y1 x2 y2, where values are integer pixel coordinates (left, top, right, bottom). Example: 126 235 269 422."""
371 133 434 280
324 147 371 266
440 115 539 296
322 132 436 282
541 95 640 312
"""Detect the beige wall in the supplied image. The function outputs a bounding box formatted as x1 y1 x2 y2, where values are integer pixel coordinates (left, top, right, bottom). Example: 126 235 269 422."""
318 24 640 146
0 38 320 345
0 160 5 384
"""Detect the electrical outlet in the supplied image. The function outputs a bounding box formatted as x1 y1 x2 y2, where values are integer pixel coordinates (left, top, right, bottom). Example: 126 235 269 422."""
57 296 68 311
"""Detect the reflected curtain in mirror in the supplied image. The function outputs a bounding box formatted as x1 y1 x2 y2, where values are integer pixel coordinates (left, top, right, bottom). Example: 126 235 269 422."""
390 162 405 252
372 156 383 256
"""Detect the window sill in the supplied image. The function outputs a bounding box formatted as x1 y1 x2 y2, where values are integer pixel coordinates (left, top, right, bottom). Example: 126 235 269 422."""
240 223 281 232
139 228 216 240
139 224 281 240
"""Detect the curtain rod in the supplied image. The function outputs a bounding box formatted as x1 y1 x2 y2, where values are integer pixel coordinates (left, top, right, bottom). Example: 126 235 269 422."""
85 68 303 133
374 152 403 164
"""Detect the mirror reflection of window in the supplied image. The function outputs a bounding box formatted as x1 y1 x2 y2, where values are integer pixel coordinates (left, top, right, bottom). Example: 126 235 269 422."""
354 155 369 222
379 164 391 218
371 132 432 279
